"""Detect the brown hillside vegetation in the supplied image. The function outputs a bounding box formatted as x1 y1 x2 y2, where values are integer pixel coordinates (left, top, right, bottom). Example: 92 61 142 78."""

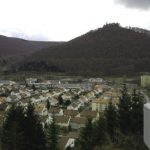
0 35 63 58
10 23 150 75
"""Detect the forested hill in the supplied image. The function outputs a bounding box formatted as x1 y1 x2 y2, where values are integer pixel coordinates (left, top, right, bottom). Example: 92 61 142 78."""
16 23 150 75
0 35 63 58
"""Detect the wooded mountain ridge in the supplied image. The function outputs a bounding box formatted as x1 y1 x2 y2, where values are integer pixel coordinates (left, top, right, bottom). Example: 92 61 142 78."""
0 35 63 58
2 23 150 76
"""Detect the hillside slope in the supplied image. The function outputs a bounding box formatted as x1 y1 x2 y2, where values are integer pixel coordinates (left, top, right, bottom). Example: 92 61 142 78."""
15 23 150 75
0 35 63 58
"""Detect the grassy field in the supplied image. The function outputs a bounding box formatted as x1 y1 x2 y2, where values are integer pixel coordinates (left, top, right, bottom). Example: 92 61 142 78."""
0 72 84 81
0 71 141 86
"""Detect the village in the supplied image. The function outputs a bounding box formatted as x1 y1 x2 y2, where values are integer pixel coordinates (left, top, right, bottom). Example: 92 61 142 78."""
0 77 138 149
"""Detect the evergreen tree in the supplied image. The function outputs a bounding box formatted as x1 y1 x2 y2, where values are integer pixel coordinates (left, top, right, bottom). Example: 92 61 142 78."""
92 116 108 148
79 118 93 150
32 84 36 91
24 102 46 150
58 94 63 106
64 100 71 107
117 134 149 150
0 124 2 149
130 89 144 134
1 104 26 150
118 84 131 134
105 100 118 142
47 114 59 150
46 99 50 110
65 146 72 150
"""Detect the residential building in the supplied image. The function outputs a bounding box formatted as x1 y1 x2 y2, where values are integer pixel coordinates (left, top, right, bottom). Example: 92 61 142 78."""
92 99 108 112
55 116 71 128
78 110 99 122
59 137 75 150
70 117 87 129
63 110 79 118
48 107 63 116
141 75 150 88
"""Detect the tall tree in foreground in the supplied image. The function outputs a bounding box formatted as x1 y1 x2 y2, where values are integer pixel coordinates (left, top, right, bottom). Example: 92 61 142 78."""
0 123 2 149
24 102 47 150
47 114 59 150
92 116 108 148
118 84 131 134
130 89 144 134
105 100 118 142
1 104 26 150
1 102 47 150
79 118 93 150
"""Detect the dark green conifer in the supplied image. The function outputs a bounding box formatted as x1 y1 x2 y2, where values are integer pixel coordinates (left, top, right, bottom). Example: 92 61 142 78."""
93 116 108 147
47 114 59 150
79 118 94 150
46 99 50 110
24 102 46 150
118 84 131 134
1 104 26 150
130 89 143 134
105 100 118 142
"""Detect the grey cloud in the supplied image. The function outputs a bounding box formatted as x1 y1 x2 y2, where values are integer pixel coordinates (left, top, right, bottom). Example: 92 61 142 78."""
115 0 150 10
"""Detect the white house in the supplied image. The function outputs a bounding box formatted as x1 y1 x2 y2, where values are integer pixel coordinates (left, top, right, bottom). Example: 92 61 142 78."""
59 137 75 150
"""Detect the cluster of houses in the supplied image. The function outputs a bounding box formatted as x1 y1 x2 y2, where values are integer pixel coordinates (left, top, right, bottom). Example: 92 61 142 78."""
0 78 122 149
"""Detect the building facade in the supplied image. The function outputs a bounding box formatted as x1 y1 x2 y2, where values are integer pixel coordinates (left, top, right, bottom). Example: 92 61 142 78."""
141 75 150 88
144 103 150 149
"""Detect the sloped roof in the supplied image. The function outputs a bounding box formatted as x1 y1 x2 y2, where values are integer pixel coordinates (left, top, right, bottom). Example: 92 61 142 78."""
80 110 98 118
71 117 87 125
59 137 69 150
48 107 60 114
63 110 79 117
56 116 70 124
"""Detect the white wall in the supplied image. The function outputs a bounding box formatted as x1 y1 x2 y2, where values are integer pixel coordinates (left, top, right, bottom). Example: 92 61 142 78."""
144 103 150 149
65 138 75 149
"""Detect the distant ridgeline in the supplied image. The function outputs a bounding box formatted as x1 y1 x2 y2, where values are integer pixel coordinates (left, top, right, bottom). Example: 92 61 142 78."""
3 23 150 76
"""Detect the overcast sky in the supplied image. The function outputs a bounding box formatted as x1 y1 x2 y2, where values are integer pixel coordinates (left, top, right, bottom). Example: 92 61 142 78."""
0 0 150 41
